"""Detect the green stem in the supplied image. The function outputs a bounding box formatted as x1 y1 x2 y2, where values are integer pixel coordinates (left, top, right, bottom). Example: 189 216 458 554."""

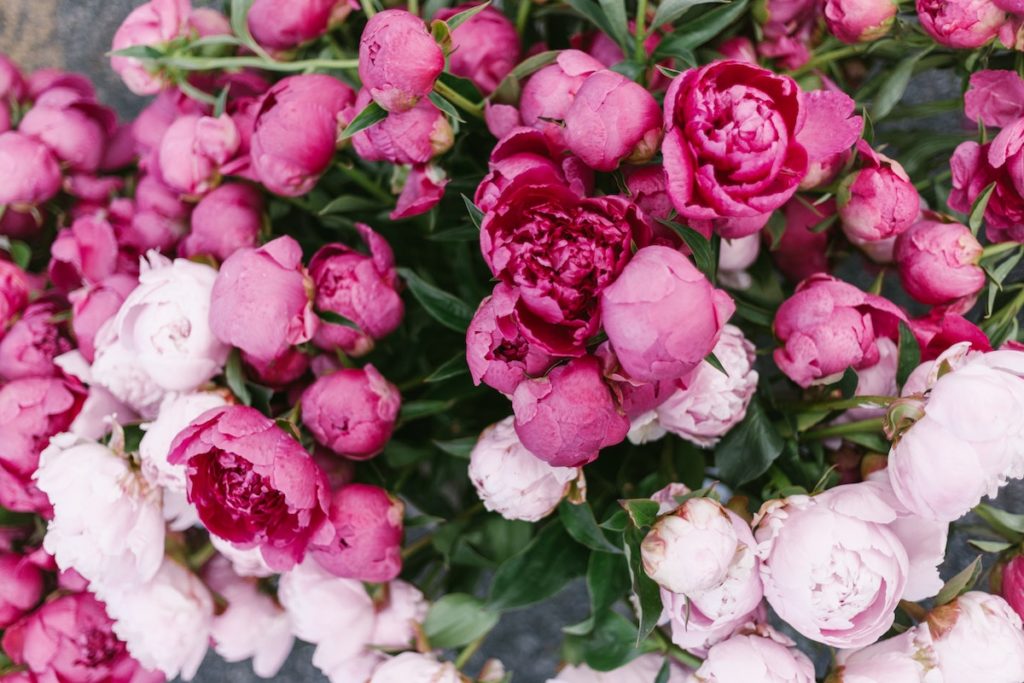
789 395 897 413
982 241 1021 260
516 0 532 36
160 54 359 73
789 45 864 77
803 417 886 441
177 78 218 105
983 285 1024 332
914 168 951 191
433 79 484 119
454 634 486 669
334 162 392 203
408 0 419 16
634 0 649 63
362 0 378 18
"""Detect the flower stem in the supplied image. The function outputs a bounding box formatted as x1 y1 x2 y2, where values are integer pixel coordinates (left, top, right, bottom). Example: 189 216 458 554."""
433 79 484 119
982 241 1022 260
516 0 532 36
789 46 864 77
634 0 649 63
160 54 359 73
803 417 886 441
454 634 486 669
791 395 897 413
334 162 392 203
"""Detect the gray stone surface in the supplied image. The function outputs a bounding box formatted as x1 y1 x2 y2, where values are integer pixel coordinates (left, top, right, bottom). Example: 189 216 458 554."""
1 1 1022 681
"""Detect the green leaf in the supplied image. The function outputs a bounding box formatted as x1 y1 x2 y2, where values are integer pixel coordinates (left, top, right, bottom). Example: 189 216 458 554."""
968 539 1013 553
559 501 624 554
564 551 631 635
870 48 931 121
437 72 485 106
733 299 774 327
433 436 477 458
317 309 360 329
704 352 728 376
624 526 662 644
765 211 786 250
651 0 724 31
462 194 485 230
108 45 162 59
340 101 388 140
619 499 660 529
225 349 252 406
397 268 475 333
424 353 470 383
443 0 491 31
213 85 230 118
896 321 920 390
975 503 1024 537
652 0 749 57
7 240 31 270
400 399 455 422
658 220 715 280
655 659 672 683
599 509 629 532
384 440 433 467
424 593 499 648
512 50 561 81
487 522 588 611
969 182 997 236
230 0 254 45
576 610 646 672
835 366 859 399
598 0 631 51
428 91 465 123
935 556 983 605
319 195 384 214
426 226 480 242
564 0 619 45
715 400 784 486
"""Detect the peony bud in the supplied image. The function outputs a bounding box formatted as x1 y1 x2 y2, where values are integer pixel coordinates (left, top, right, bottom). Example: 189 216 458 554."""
519 50 604 148
928 592 1024 683
434 5 520 94
369 652 462 683
916 0 1006 49
0 131 62 206
309 483 404 582
895 219 984 306
248 0 347 50
825 0 898 43
19 99 115 173
0 552 43 628
180 183 263 262
0 301 71 381
691 631 816 682
352 90 453 165
358 9 445 113
301 365 401 460
158 113 240 195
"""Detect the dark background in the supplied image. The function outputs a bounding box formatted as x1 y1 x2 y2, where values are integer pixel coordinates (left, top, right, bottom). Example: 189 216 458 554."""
0 1 1018 681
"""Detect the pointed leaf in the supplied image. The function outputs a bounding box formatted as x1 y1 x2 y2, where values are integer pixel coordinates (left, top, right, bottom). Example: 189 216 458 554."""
658 220 715 279
896 321 920 390
397 268 475 332
559 501 624 554
652 0 749 56
424 594 499 648
487 522 588 611
969 182 997 235
651 0 724 31
715 400 783 486
935 556 983 605
424 353 470 383
340 101 388 139
443 0 491 31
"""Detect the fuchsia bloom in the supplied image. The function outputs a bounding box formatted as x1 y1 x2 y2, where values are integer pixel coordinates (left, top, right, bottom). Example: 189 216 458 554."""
168 405 332 570
0 260 32 333
825 0 898 43
310 224 404 356
895 219 985 306
0 302 71 381
512 355 629 467
601 245 735 383
309 483 404 582
797 89 863 190
911 309 992 361
0 132 62 206
434 4 520 95
757 0 821 69
210 235 318 363
773 274 907 387
69 274 137 363
390 164 449 220
519 50 604 148
1004 555 1024 620
250 75 357 197
19 97 116 174
480 180 651 355
110 0 191 94
358 9 445 113
301 366 401 459
48 213 120 292
0 552 43 628
2 593 163 683
180 183 263 262
950 121 1024 243
964 69 1024 128
916 0 1006 48
562 69 662 172
248 0 348 51
351 90 453 166
623 165 673 221
769 197 836 282
662 61 808 237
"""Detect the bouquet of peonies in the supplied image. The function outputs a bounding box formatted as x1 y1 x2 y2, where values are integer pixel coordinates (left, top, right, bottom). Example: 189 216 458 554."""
3 0 1024 680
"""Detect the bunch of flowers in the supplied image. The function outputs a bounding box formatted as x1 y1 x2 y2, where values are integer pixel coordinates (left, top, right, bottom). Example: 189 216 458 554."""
1 0 1024 680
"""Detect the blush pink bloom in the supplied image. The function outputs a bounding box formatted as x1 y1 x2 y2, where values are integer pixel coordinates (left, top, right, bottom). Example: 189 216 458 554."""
358 9 445 113
769 197 835 282
110 0 191 95
351 90 453 165
0 131 62 206
928 592 1024 683
691 630 816 683
19 99 116 173
832 626 939 683
519 50 604 149
838 142 919 256
474 127 593 214
0 376 86 513
798 89 863 190
168 405 333 570
369 653 461 683
69 274 137 363
549 654 690 683
481 182 651 354
512 355 629 467
48 213 119 292
754 485 909 648
435 5 520 95
469 416 583 522
1 593 163 683
180 183 263 262
250 75 357 197
301 366 400 459
895 219 985 306
210 235 319 363
602 245 734 383
825 0 897 42
1004 556 1024 621
248 0 347 50
949 124 1024 243
662 61 807 236
0 302 72 380
309 483 404 582
562 69 662 171
157 113 240 195
310 224 404 356
0 552 43 628
964 69 1024 127
916 0 1006 48
466 283 555 396
773 274 907 387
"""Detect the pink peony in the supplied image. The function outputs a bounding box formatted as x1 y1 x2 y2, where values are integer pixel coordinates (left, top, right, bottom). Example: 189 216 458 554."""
248 0 347 50
157 113 240 195
309 483 404 582
300 365 401 459
0 301 72 381
916 0 1006 48
180 183 263 262
110 0 191 94
895 219 985 306
964 69 1024 128
519 50 604 149
358 9 445 113
949 124 1024 243
0 552 43 628
351 90 453 166
435 4 520 94
0 131 62 206
825 0 898 42
48 213 119 292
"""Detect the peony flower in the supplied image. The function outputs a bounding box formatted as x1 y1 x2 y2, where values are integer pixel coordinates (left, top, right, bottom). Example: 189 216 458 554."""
0 552 43 628
949 126 1024 243
390 163 449 220
825 0 898 43
895 219 985 306
754 484 909 648
210 534 275 578
434 5 520 94
519 50 604 149
36 433 165 591
205 556 294 679
19 97 116 174
601 245 735 383
250 74 357 196
301 365 401 459
831 627 940 683
512 355 630 467
1004 556 1024 621
798 90 862 191
548 654 690 682
248 0 347 50
310 224 404 357
481 181 651 354
110 0 191 94
662 61 807 237
352 90 453 166
0 301 72 381
99 559 213 682
308 483 403 582
358 9 445 113
623 164 673 221
769 196 835 282
773 274 907 387
654 325 758 447
562 69 662 171
0 131 63 206
469 416 583 522
756 0 820 69
369 652 461 683
718 234 760 289
48 213 119 293
928 592 1024 683
1 592 162 683
0 260 31 333
689 629 816 682
209 235 319 363
168 405 332 570
916 0 1006 49
964 69 1024 128
180 183 263 262
157 113 240 196
370 580 428 650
